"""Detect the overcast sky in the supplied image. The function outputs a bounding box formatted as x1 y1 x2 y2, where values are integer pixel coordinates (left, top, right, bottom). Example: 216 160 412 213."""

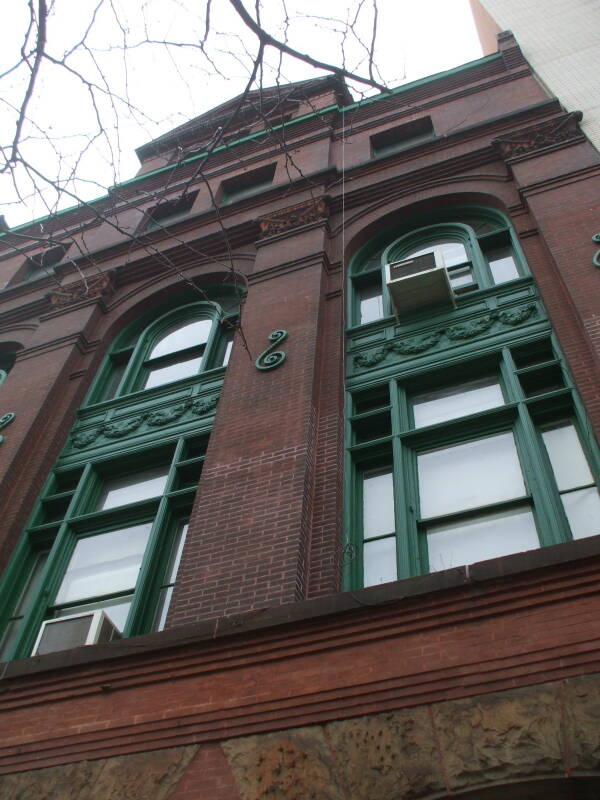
0 0 483 227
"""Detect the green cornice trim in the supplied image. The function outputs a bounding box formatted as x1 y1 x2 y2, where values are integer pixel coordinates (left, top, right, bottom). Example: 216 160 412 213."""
0 53 503 240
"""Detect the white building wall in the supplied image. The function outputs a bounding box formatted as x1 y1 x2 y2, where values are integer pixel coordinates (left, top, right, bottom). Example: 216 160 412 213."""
476 0 600 152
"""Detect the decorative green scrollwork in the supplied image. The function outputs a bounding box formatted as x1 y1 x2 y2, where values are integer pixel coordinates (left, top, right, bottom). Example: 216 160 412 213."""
0 412 15 445
255 330 288 371
353 303 539 370
593 233 600 268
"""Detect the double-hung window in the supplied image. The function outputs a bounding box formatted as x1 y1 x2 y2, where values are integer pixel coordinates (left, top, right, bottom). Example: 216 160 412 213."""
347 338 600 588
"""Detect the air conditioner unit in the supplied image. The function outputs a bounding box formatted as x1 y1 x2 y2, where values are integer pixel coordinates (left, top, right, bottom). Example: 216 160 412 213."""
32 609 121 656
385 250 455 317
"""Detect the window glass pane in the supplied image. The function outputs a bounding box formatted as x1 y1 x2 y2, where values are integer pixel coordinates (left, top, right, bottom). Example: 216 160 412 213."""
102 361 127 401
413 378 504 428
149 319 212 359
55 523 152 604
486 247 519 284
363 471 395 538
14 552 49 615
406 241 467 268
0 620 22 661
418 432 526 519
144 356 203 389
98 467 168 511
562 488 600 540
541 424 594 491
166 523 188 584
153 587 173 632
55 597 132 632
427 506 539 571
358 283 384 324
364 536 397 587
448 265 474 289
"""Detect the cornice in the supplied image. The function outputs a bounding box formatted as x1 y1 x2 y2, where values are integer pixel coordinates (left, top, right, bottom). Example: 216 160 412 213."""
518 163 600 199
248 250 334 285
15 331 98 362
335 70 538 140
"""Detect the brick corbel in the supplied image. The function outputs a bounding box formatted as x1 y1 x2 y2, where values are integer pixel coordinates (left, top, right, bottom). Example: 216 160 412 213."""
493 111 584 161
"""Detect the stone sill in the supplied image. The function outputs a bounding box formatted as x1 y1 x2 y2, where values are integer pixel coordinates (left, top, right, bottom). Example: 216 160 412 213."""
2 533 600 682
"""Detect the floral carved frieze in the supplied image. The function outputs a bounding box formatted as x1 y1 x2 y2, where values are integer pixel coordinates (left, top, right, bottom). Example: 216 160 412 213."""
258 197 329 238
48 271 115 309
353 304 538 369
493 112 583 160
71 394 219 449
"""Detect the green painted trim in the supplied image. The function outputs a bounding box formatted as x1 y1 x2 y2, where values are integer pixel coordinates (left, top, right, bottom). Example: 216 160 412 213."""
342 53 503 113
342 316 600 592
255 330 288 371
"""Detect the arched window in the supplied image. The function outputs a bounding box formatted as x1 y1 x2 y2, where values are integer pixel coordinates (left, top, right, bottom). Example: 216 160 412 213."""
351 208 525 326
89 301 235 405
0 297 236 661
345 207 600 590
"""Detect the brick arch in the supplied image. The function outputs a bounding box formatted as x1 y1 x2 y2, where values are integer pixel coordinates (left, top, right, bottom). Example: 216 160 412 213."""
341 188 515 268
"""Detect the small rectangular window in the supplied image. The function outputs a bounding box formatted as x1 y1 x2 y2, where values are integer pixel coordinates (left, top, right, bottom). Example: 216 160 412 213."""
23 243 70 281
541 422 600 540
371 117 434 158
362 469 398 587
98 466 169 511
153 522 188 631
145 192 197 232
220 163 276 202
485 245 519 285
356 274 384 325
412 377 504 428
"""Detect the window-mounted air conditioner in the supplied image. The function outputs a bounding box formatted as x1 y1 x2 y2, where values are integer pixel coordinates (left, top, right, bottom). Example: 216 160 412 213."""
32 609 121 656
385 250 455 317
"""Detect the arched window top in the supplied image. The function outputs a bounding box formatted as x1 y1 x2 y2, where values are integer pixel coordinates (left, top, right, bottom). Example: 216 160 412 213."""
148 318 212 360
351 207 509 276
87 299 236 405
349 206 527 327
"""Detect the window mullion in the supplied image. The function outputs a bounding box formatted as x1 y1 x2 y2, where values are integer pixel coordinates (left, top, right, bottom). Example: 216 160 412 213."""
514 404 568 546
124 441 183 636
343 391 360 589
391 381 417 579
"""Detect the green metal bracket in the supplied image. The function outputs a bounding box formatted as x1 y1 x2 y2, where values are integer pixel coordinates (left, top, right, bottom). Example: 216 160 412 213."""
593 233 600 268
0 412 15 444
255 330 288 371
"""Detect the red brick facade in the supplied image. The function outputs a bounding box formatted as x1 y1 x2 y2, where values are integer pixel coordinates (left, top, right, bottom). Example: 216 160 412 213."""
0 34 599 798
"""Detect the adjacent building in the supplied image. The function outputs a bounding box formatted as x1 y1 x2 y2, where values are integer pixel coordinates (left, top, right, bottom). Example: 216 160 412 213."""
0 31 599 799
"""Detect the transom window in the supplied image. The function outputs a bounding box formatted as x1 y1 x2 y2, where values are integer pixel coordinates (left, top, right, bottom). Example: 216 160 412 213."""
351 208 525 326
346 337 600 588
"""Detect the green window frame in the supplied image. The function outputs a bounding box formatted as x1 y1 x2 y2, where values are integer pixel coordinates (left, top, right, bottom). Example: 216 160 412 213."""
344 336 600 589
88 301 236 405
0 296 237 661
350 207 527 327
0 433 206 660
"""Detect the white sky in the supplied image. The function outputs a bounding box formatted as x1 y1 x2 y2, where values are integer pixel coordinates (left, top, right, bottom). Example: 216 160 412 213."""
0 0 483 227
